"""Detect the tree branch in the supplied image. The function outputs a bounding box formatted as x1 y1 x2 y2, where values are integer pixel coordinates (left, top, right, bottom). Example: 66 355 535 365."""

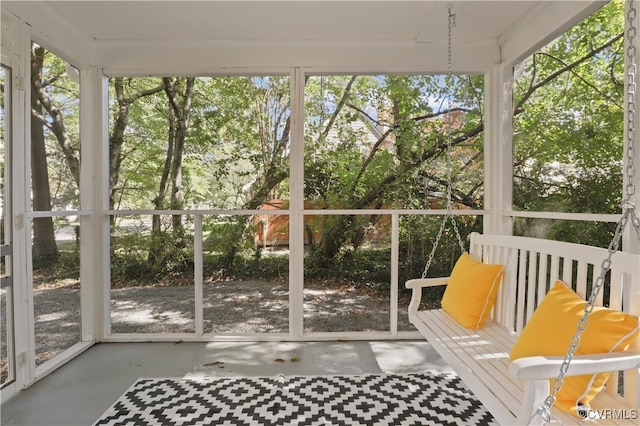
320 76 357 141
352 106 472 186
516 32 623 112
36 76 81 187
536 51 622 108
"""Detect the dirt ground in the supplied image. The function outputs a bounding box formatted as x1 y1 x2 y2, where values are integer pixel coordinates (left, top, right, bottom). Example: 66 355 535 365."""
1 279 417 379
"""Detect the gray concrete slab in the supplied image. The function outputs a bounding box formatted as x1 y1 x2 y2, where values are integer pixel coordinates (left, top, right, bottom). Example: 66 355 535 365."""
1 341 450 426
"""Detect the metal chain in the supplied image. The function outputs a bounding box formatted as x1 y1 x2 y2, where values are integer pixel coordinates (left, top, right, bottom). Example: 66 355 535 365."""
421 4 465 279
538 1 640 422
445 6 465 254
626 1 640 233
628 4 638 201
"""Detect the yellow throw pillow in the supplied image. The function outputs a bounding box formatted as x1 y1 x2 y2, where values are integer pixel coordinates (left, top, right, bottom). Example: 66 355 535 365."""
509 280 639 417
441 252 504 331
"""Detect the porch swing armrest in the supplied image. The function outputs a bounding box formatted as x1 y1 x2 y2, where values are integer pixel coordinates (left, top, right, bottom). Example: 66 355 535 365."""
406 277 449 315
509 350 640 381
405 277 450 289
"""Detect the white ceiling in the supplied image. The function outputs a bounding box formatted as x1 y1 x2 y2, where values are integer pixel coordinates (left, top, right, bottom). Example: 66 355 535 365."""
1 1 608 74
39 1 536 43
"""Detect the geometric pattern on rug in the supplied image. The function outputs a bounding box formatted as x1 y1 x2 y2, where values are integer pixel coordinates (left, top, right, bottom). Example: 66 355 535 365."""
94 372 495 426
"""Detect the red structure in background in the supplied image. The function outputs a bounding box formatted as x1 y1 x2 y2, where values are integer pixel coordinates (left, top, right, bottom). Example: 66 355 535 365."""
253 200 390 247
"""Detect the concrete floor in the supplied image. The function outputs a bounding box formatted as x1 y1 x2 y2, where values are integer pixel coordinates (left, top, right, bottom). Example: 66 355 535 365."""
0 340 451 426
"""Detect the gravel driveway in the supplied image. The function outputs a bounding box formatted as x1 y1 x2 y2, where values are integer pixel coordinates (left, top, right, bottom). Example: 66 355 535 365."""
2 279 415 377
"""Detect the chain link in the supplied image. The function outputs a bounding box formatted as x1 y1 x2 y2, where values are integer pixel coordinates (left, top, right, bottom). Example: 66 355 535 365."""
538 1 640 421
628 17 637 199
421 4 465 279
627 3 638 199
446 6 465 255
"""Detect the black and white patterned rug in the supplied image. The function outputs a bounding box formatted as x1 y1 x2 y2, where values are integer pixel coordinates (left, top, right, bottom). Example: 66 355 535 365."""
94 372 494 425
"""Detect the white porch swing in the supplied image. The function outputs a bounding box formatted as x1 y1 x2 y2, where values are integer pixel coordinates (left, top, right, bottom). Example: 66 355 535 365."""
407 3 640 425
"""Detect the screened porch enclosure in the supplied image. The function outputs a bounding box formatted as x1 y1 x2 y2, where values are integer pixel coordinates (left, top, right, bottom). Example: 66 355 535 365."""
1 0 639 411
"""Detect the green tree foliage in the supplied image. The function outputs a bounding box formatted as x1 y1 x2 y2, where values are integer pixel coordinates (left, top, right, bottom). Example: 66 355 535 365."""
109 77 165 211
513 0 624 246
30 44 80 265
302 74 484 275
35 0 626 281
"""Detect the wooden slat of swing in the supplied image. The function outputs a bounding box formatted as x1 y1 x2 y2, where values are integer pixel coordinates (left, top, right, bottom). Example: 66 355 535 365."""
515 248 527 334
407 233 640 425
413 310 612 426
414 310 519 425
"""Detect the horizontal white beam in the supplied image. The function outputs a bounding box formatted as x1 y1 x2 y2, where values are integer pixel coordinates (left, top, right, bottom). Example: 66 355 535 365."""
2 2 94 68
500 1 608 65
98 41 497 76
102 331 423 342
106 208 486 216
508 210 622 223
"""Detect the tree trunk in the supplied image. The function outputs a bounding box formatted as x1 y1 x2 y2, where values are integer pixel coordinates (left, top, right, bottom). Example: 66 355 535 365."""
149 77 194 266
151 88 175 236
30 44 58 265
36 72 80 189
166 77 195 231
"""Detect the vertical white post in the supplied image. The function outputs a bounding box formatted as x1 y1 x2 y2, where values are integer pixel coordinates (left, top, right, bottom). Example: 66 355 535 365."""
289 68 305 338
20 19 36 388
484 62 514 236
624 0 640 255
390 214 399 335
194 214 204 336
79 67 109 342
100 76 112 338
80 71 111 339
6 16 35 390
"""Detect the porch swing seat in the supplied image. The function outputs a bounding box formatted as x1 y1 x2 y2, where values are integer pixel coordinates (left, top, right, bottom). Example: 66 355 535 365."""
407 232 640 425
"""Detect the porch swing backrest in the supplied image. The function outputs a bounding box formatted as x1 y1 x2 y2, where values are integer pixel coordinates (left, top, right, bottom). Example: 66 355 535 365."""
407 232 640 425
